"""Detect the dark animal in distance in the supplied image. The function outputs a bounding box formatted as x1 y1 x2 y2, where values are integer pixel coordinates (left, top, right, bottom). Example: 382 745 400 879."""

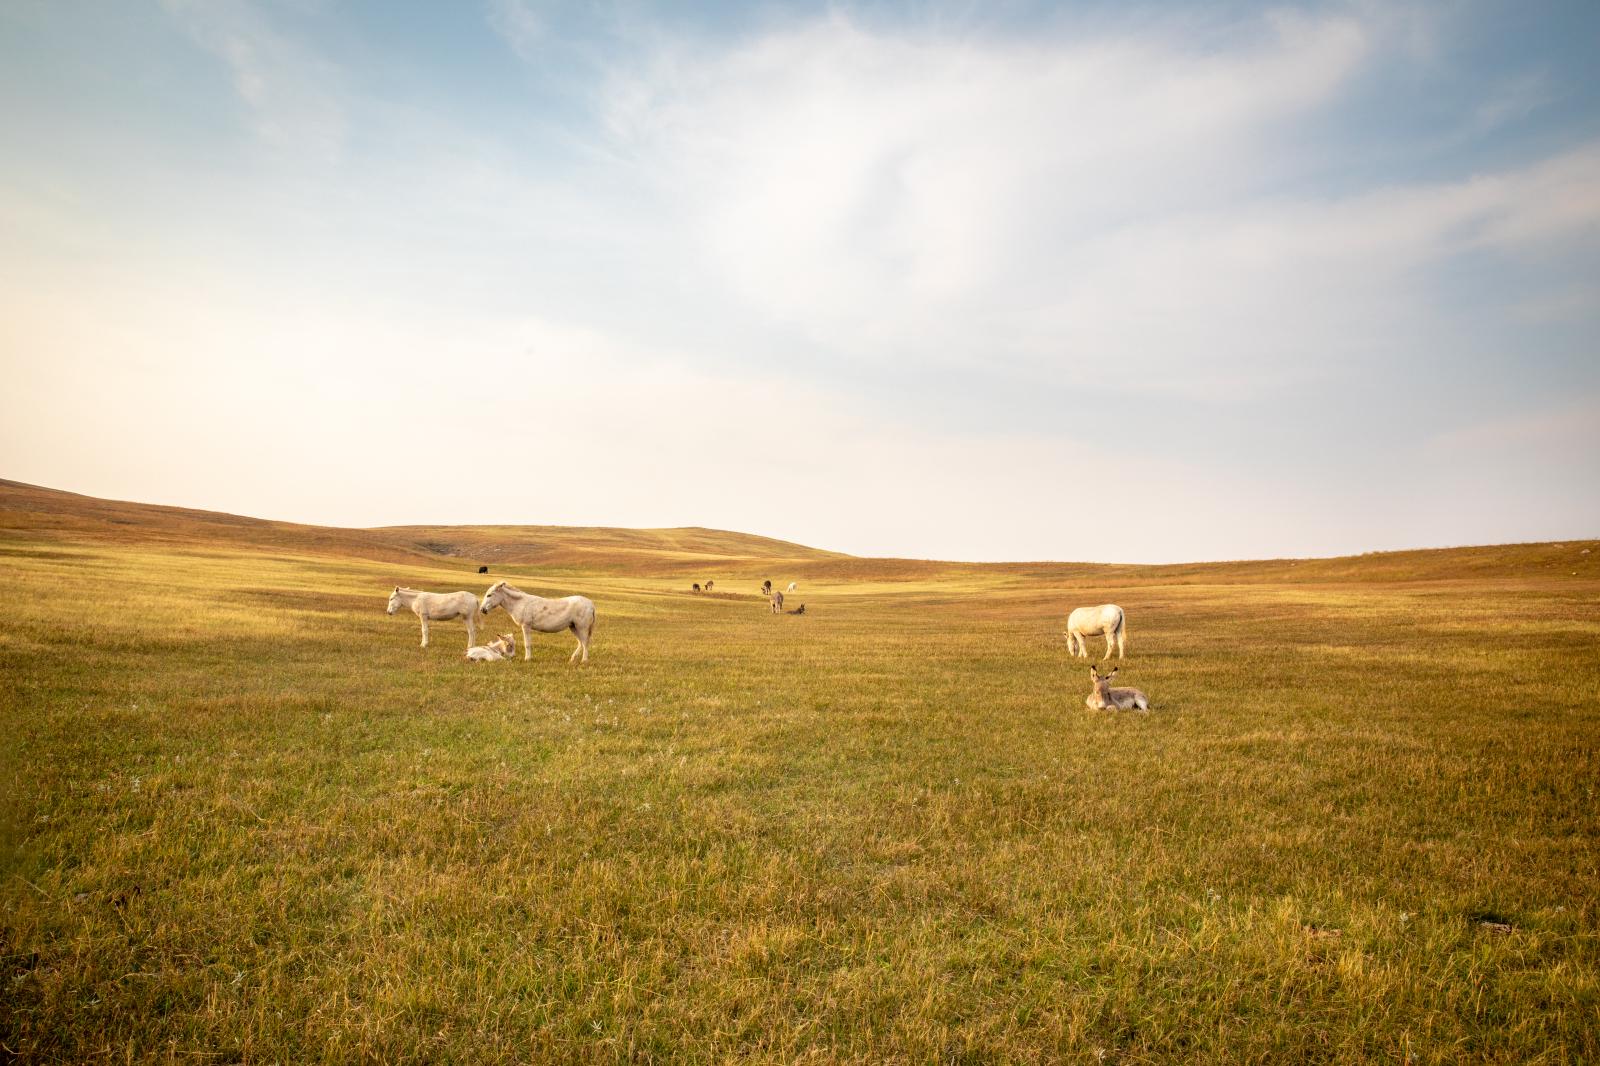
692 583 701 593
761 580 773 595
478 565 489 574
705 580 715 592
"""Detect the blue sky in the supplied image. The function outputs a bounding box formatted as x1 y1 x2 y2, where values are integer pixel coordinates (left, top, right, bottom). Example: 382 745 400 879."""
1 0 1596 561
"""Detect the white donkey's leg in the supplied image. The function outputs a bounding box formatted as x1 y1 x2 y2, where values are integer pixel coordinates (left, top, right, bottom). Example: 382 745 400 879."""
1103 631 1115 660
570 620 590 664
521 623 533 661
465 610 477 650
1070 630 1085 658
419 616 430 648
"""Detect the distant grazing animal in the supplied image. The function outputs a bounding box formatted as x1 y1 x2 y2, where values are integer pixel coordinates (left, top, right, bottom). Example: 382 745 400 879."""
465 633 516 662
705 580 715 592
787 603 805 615
761 580 773 595
786 581 797 592
481 581 596 663
478 565 489 574
770 589 785 614
1086 666 1148 711
692 583 701 593
387 587 478 650
1066 603 1127 660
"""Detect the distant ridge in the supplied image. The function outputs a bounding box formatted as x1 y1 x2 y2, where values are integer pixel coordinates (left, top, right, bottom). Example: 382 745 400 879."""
0 479 844 573
1 478 1594 583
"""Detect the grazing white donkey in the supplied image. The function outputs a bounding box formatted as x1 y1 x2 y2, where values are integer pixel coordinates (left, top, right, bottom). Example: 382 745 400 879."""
387 586 478 650
1086 666 1149 712
480 581 596 663
786 581 798 592
1066 603 1127 660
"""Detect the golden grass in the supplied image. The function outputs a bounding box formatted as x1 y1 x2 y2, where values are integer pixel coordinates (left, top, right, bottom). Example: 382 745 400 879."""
1 482 1597 1063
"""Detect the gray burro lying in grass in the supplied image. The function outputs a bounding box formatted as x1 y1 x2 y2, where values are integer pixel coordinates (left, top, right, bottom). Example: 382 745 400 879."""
1086 664 1149 711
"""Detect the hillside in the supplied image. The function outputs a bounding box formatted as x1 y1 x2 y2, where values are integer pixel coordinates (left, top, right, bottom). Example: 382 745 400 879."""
0 479 841 575
0 478 1595 584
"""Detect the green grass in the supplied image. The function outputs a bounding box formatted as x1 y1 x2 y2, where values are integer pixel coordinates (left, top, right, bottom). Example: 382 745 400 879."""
2 486 1597 1063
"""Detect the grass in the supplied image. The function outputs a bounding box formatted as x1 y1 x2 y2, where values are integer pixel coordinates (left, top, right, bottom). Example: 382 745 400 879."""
1 482 1597 1063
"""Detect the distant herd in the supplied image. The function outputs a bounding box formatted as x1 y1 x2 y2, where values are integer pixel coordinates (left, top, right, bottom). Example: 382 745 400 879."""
388 575 1148 711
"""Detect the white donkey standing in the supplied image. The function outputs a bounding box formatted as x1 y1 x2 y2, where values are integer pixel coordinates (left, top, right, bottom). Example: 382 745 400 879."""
388 586 479 650
1066 603 1127 660
480 581 596 663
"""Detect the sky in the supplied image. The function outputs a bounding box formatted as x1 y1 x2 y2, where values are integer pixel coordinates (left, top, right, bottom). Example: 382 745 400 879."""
1 0 1596 562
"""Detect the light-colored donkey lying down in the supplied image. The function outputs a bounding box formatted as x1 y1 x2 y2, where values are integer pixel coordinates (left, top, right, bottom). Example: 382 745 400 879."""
1085 666 1149 712
465 634 517 662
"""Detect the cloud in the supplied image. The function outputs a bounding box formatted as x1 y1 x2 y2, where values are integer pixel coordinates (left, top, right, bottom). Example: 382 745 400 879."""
486 0 544 62
160 0 346 159
1473 72 1554 134
596 12 1371 333
565 10 1597 403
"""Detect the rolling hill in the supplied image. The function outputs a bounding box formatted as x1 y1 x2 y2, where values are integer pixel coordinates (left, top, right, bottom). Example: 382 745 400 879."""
2 477 1594 586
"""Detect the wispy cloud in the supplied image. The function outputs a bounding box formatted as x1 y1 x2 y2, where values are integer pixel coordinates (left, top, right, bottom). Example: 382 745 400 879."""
1473 72 1554 134
160 0 346 160
486 0 545 62
569 11 1595 401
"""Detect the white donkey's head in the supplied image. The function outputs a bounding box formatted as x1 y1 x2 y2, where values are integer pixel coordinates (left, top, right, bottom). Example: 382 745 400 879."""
386 586 403 614
481 581 507 615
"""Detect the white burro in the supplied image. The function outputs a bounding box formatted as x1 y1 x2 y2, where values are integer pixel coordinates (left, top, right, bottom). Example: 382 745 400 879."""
480 581 596 663
1065 603 1126 660
388 586 479 650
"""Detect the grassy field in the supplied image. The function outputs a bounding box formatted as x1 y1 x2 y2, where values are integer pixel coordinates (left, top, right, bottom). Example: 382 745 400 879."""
2 481 1598 1063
